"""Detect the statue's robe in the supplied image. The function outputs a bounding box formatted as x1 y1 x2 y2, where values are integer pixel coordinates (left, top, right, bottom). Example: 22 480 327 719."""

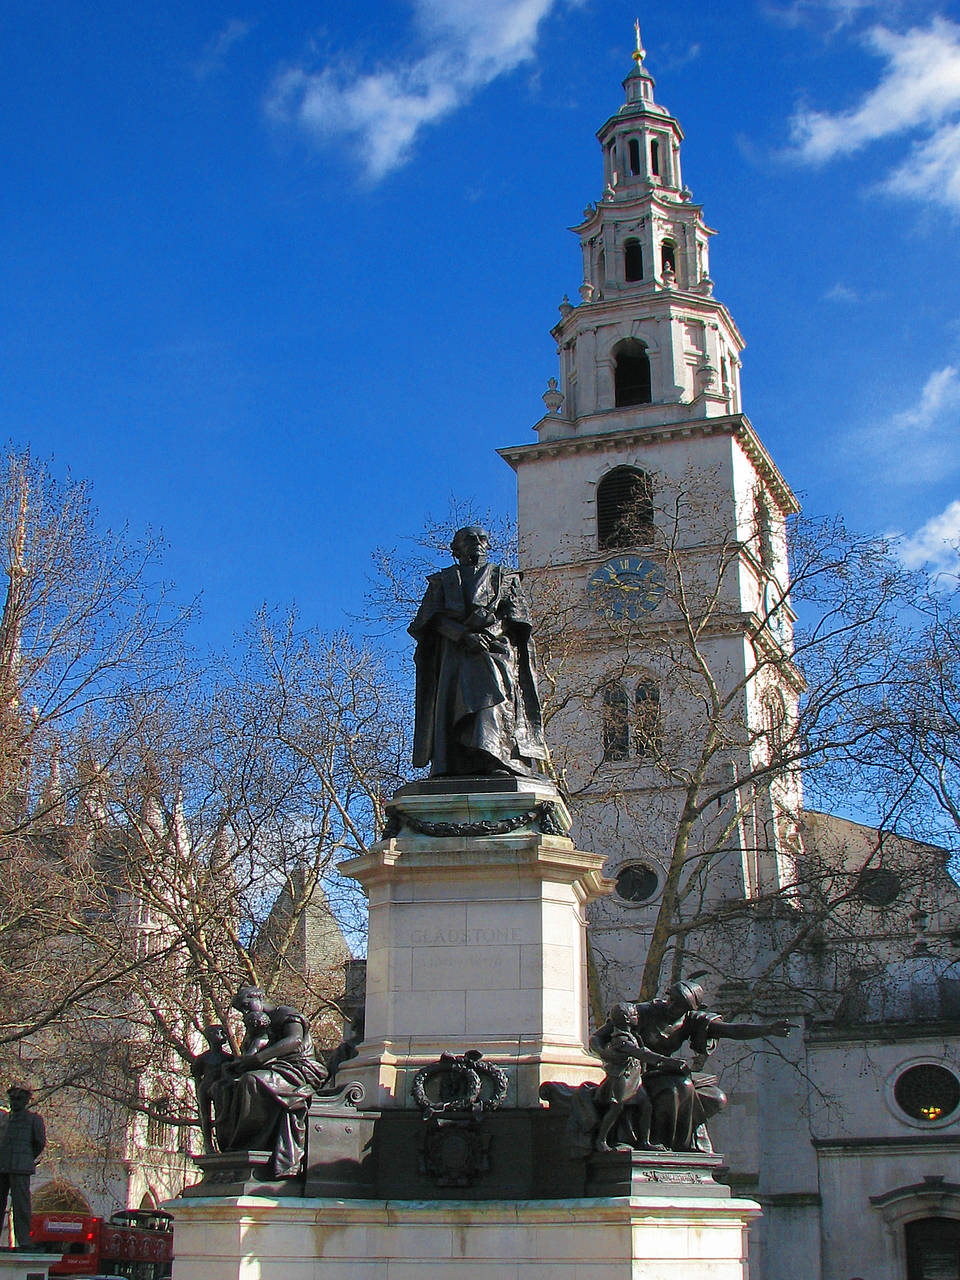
632 1002 727 1152
409 562 547 776
211 1007 327 1178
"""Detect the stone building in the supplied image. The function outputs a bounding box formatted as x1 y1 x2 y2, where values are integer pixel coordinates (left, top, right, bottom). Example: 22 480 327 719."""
499 37 960 1280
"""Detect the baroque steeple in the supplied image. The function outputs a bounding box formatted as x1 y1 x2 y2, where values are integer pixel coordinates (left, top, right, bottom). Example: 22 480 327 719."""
537 36 745 441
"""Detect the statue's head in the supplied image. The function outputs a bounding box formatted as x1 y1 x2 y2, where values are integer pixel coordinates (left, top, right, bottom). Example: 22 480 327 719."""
666 980 705 1014
609 1001 638 1030
231 985 267 1016
450 525 490 566
202 1025 228 1048
6 1084 31 1111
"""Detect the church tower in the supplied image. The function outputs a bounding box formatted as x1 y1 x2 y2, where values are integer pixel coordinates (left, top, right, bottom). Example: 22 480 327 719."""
500 33 803 997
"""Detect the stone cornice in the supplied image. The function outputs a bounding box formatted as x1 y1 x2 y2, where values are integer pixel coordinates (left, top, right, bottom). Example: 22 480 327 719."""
597 104 684 141
812 1135 960 1151
550 289 744 351
499 413 800 516
807 1017 960 1045
571 191 711 237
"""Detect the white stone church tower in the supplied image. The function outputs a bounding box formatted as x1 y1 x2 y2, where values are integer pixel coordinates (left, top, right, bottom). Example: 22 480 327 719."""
501 35 960 1280
500 33 804 997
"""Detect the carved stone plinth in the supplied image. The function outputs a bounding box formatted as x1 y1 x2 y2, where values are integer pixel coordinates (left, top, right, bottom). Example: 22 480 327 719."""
586 1148 729 1198
182 1150 280 1198
339 778 612 1109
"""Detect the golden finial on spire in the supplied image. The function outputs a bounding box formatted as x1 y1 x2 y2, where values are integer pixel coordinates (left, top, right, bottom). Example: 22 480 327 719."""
633 19 646 64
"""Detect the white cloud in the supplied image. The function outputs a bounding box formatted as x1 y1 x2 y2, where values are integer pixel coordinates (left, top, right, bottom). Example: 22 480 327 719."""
891 365 960 433
765 0 897 31
788 17 960 210
659 43 702 71
897 500 960 574
878 117 960 206
267 0 569 182
824 282 860 302
852 366 960 484
195 18 254 81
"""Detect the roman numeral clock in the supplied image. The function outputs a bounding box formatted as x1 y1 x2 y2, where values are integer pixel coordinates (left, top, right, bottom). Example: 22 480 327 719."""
588 556 666 620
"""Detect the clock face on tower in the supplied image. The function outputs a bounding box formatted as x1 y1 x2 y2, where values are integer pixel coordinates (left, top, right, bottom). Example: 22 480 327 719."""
588 556 666 619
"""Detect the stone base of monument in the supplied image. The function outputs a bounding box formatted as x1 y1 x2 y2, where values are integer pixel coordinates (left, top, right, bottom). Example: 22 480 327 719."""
169 777 762 1278
339 778 612 1111
167 1181 760 1280
182 1088 381 1201
0 1250 54 1280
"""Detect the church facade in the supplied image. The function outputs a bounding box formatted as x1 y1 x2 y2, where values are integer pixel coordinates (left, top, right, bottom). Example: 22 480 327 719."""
500 37 960 1280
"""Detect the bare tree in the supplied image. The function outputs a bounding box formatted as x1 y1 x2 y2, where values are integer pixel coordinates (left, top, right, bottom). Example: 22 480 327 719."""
364 476 953 1017
0 451 408 1203
0 447 191 1061
865 584 960 858
525 473 945 1008
21 611 407 1134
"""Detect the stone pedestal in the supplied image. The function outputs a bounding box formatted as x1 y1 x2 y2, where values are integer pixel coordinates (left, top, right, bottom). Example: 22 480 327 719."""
167 777 763 1280
0 1252 53 1280
168 1191 761 1280
339 779 611 1109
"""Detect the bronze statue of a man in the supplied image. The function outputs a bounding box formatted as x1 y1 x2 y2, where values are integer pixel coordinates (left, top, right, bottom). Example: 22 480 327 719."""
409 526 548 778
0 1084 45 1247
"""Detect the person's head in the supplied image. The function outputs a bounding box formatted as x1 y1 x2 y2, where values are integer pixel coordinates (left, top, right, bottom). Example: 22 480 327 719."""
231 985 269 1018
6 1085 31 1111
450 526 489 567
665 979 705 1017
202 1025 228 1048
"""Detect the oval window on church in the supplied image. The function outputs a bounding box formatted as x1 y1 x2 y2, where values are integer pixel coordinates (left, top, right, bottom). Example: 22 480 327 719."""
855 868 902 907
615 862 661 904
894 1064 960 1124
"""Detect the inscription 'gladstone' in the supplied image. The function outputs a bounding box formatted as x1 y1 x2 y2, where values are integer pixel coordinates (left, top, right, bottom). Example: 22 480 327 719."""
405 927 524 947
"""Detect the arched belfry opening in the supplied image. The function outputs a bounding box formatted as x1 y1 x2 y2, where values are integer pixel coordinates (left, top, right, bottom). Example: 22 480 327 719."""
613 340 652 407
597 466 654 548
624 240 643 282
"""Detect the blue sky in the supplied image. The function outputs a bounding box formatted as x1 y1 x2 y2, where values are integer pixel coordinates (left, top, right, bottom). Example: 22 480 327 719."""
4 0 960 648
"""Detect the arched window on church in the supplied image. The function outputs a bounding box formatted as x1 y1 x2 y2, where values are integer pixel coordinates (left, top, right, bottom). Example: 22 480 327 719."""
635 678 661 758
650 139 661 176
597 466 654 548
146 1096 171 1147
661 241 677 276
613 340 652 407
602 683 630 761
624 239 643 282
906 1217 960 1280
628 138 641 176
755 489 774 569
